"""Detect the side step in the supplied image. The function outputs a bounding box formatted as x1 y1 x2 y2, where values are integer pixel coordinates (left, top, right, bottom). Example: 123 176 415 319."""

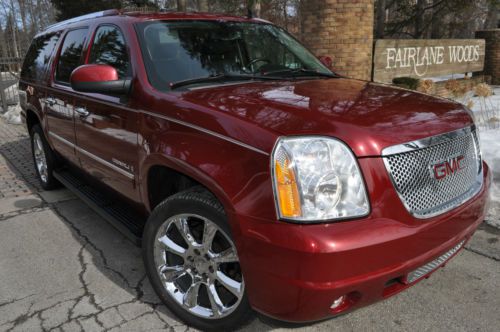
54 169 143 246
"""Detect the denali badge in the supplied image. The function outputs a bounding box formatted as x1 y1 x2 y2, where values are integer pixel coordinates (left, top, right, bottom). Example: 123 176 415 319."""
431 155 465 180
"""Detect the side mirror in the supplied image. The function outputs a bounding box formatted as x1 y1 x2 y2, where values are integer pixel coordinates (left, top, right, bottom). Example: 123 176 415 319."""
318 55 333 69
70 64 131 95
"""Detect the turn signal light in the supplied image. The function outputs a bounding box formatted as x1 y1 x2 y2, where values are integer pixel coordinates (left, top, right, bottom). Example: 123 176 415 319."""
274 156 302 218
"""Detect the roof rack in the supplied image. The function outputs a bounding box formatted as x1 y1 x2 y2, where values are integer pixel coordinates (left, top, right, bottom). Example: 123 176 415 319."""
45 9 120 31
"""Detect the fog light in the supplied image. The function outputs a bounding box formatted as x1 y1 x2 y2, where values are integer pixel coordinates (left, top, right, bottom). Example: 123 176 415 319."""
330 295 345 309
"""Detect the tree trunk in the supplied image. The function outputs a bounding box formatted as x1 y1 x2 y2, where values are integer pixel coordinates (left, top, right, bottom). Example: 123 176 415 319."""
8 1 20 58
177 0 187 12
250 0 261 18
283 0 289 30
375 0 386 39
414 0 425 38
197 0 208 12
430 0 441 38
484 0 499 29
0 25 6 58
18 0 29 53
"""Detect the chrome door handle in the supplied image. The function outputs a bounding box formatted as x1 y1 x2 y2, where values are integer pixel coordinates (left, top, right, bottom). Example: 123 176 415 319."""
46 97 56 106
75 107 90 117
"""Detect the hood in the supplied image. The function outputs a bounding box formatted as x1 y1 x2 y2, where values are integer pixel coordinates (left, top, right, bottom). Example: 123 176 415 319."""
180 78 473 157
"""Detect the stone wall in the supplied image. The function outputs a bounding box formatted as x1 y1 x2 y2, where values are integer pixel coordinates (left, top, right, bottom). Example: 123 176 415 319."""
475 29 500 85
300 0 374 81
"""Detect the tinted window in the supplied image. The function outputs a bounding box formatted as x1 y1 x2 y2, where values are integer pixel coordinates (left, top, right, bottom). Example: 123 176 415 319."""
88 25 130 79
56 28 88 83
136 21 332 90
21 33 60 82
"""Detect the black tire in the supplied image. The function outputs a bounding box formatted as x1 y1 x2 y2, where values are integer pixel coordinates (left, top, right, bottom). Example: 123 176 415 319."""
30 124 60 190
143 187 253 331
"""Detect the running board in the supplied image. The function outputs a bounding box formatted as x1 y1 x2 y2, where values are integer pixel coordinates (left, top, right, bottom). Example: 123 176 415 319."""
54 169 143 246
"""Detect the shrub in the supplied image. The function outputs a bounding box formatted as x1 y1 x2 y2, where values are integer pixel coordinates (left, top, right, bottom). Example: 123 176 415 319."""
392 77 420 90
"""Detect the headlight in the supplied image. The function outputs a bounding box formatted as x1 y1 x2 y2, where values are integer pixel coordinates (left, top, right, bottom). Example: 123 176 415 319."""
271 136 369 222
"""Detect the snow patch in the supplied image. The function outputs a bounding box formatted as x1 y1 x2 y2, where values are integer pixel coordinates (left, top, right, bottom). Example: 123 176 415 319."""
464 86 500 228
1 104 23 125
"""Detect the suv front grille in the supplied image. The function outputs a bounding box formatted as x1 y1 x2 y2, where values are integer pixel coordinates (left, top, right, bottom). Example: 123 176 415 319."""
382 126 483 219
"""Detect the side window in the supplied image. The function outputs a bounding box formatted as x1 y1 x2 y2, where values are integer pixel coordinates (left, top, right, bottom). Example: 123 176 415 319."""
88 25 130 79
21 33 60 82
56 28 88 83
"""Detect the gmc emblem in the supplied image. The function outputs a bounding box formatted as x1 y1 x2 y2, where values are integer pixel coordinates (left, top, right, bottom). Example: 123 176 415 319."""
431 155 465 180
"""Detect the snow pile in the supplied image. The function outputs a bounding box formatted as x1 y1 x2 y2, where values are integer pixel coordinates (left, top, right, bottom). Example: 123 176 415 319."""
468 86 500 228
1 104 23 125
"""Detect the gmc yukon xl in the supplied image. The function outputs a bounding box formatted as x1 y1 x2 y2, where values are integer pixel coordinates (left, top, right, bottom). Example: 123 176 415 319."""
19 9 491 331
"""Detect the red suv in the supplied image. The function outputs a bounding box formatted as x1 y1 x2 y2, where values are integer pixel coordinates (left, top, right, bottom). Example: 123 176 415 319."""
19 9 491 331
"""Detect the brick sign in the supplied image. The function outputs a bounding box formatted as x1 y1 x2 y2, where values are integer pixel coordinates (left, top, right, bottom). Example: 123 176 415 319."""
373 39 485 83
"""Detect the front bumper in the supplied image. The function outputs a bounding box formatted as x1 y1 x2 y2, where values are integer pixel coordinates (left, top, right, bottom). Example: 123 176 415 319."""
233 161 491 322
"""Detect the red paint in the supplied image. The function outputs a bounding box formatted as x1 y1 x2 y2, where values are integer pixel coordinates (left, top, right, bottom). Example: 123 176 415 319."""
318 55 333 69
18 11 491 324
71 64 119 83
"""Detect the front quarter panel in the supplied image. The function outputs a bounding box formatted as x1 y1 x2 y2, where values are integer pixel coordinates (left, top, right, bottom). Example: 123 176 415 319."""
138 112 277 234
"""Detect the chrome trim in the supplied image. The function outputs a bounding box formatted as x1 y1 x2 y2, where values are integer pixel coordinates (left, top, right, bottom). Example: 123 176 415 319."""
49 131 76 148
382 126 483 219
49 131 135 180
141 111 269 156
383 158 483 219
77 148 135 180
407 240 465 283
381 126 475 156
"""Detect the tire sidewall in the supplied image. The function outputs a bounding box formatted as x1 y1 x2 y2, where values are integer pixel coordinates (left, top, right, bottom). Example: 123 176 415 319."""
30 124 58 190
143 191 251 331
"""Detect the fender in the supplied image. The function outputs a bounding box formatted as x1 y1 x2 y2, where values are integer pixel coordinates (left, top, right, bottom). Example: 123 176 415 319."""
140 152 235 216
138 114 276 238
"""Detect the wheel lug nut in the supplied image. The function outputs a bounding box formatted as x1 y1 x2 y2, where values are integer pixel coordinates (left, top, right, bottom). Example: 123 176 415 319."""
194 249 201 256
209 266 214 273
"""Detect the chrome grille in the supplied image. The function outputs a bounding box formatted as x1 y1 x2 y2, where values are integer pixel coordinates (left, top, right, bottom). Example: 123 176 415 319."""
407 240 465 283
382 127 483 219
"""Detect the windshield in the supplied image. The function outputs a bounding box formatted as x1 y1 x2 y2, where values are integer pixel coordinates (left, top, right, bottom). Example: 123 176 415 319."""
135 20 333 90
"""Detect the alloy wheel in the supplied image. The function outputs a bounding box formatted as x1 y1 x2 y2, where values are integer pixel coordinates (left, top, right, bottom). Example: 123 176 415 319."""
33 132 48 183
153 213 244 319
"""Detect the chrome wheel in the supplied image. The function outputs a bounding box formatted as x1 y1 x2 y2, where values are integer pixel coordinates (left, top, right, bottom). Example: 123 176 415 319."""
154 214 244 319
33 132 48 183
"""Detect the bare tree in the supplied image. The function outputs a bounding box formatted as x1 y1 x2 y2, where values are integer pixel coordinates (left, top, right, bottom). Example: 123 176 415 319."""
249 0 261 17
177 0 186 11
375 0 386 38
484 0 499 29
197 0 208 12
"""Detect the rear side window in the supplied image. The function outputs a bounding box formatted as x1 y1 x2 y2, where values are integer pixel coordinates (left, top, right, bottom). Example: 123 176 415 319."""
88 25 130 79
56 28 88 83
21 33 60 82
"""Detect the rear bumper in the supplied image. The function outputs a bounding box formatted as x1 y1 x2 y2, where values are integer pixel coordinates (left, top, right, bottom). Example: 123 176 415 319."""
233 162 491 322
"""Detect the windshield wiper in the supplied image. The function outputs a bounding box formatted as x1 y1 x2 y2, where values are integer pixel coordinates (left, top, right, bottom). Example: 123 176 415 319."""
170 73 281 90
262 68 337 78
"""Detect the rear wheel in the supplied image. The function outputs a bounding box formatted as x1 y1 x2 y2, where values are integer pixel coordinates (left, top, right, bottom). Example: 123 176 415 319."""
143 187 252 331
30 124 60 190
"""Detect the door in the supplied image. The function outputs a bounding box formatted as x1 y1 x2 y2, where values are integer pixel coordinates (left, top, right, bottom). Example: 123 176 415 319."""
74 24 140 203
46 28 89 165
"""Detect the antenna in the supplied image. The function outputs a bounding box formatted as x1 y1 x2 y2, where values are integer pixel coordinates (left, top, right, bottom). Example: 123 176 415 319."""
247 8 253 19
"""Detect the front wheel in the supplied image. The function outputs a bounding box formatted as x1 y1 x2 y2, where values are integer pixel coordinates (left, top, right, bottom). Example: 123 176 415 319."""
143 187 252 331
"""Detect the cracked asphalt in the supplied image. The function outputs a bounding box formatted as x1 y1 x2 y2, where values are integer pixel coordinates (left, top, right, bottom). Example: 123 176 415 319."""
0 118 499 332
